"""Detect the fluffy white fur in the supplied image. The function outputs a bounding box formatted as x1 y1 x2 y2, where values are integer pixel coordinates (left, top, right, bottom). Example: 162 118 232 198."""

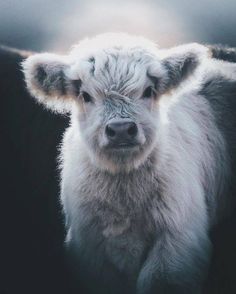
22 33 232 294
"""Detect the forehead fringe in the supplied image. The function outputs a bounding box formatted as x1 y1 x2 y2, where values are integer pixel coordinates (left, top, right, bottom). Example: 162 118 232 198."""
67 33 162 98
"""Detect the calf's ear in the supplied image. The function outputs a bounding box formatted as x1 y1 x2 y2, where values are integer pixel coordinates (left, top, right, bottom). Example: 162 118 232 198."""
22 53 74 113
149 43 210 93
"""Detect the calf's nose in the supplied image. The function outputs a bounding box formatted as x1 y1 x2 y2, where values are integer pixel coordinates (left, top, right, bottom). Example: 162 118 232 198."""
105 120 138 144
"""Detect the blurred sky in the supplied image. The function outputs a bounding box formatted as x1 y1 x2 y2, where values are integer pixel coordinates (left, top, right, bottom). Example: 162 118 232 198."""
0 0 236 53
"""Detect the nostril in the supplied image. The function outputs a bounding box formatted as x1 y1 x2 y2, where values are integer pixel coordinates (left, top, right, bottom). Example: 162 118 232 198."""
127 123 138 137
106 125 116 138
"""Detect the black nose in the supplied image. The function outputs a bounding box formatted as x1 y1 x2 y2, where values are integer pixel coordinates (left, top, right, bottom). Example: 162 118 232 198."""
105 120 138 145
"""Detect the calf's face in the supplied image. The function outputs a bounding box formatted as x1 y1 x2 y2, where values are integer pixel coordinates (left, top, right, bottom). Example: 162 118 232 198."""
23 34 209 172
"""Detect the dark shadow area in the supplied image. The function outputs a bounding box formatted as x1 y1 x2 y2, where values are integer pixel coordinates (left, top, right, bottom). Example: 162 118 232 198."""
1 47 236 294
0 47 82 294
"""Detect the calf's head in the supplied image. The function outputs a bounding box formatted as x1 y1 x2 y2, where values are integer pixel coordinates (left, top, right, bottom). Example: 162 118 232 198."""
23 33 209 173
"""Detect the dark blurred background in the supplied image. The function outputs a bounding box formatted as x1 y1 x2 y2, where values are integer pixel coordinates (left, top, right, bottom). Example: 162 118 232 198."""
1 1 236 294
1 0 236 52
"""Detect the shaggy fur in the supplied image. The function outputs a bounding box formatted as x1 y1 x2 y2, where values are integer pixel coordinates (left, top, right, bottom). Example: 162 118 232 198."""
22 33 236 294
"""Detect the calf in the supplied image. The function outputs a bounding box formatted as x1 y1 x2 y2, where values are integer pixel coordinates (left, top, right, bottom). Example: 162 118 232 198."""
22 33 236 294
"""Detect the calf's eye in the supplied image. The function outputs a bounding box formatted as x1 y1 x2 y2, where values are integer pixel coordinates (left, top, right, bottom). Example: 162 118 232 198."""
82 91 93 103
142 86 155 99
